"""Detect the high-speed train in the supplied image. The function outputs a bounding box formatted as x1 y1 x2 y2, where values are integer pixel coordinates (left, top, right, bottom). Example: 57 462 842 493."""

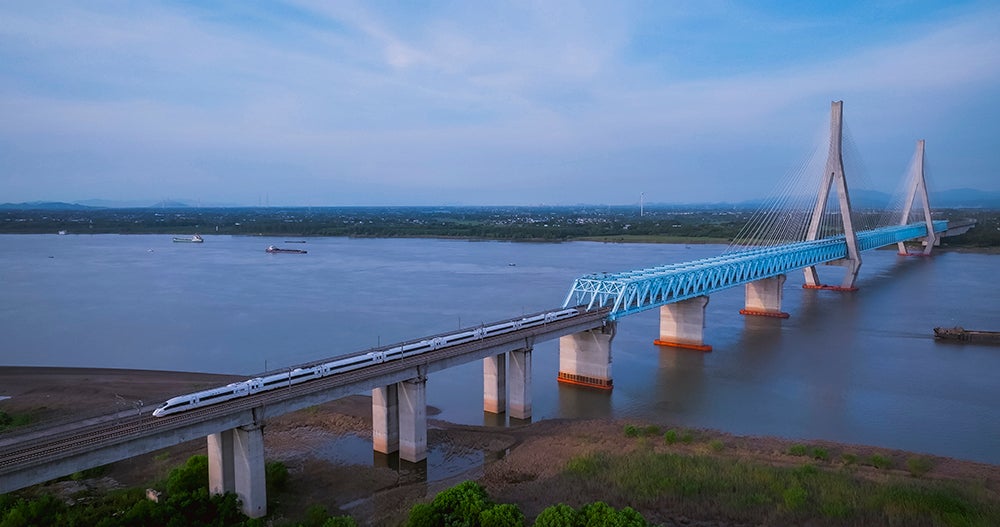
152 308 579 417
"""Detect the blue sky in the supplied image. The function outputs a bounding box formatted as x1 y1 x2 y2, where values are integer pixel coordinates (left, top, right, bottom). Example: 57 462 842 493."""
1 1 998 206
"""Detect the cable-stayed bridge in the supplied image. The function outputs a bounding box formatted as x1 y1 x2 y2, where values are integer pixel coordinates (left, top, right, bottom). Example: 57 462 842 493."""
0 101 976 518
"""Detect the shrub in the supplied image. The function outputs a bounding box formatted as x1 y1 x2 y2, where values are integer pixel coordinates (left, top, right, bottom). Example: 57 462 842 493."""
709 440 724 452
623 425 639 437
680 431 694 444
788 444 807 456
479 503 524 527
906 456 933 477
406 502 440 527
869 454 893 470
166 455 208 495
430 480 492 525
663 429 678 445
841 453 857 465
534 503 577 527
642 425 661 437
266 460 289 493
811 448 829 461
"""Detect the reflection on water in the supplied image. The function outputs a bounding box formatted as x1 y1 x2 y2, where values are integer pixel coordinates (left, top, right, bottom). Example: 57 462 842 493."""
307 432 490 485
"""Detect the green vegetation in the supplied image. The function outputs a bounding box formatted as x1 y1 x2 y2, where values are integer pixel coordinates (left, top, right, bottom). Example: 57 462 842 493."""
868 453 894 470
789 444 808 456
907 456 934 478
0 455 355 527
5 206 995 249
562 448 1000 526
404 481 648 527
0 410 32 432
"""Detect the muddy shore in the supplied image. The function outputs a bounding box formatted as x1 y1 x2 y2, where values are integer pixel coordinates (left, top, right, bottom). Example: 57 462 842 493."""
2 367 998 526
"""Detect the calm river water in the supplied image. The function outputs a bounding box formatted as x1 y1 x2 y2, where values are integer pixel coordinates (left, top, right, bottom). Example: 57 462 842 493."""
2 234 998 467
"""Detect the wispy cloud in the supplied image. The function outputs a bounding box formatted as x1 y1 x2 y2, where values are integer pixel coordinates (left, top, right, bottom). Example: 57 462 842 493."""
0 1 997 205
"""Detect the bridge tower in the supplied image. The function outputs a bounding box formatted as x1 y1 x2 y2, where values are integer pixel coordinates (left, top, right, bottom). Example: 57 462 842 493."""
897 139 937 255
803 100 862 291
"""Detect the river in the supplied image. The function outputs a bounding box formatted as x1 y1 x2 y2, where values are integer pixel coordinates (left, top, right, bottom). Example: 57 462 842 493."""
1 234 998 465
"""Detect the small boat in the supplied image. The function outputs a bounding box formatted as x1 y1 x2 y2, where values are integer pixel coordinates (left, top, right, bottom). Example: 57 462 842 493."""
933 327 1000 344
173 234 204 243
266 245 307 254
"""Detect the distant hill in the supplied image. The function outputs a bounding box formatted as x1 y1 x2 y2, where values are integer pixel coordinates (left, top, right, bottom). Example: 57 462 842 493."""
932 188 1000 208
0 201 100 210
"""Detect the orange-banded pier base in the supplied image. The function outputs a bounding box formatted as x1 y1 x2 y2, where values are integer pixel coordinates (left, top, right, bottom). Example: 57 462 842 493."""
739 309 790 319
557 372 613 390
802 284 858 292
653 339 712 352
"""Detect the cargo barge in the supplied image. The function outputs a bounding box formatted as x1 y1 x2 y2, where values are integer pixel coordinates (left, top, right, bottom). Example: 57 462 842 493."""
933 327 1000 344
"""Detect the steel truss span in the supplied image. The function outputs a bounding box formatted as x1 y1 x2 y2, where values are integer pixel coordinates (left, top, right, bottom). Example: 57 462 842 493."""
564 221 947 320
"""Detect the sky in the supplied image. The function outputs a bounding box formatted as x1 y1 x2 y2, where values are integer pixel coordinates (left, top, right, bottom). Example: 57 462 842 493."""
1 1 998 207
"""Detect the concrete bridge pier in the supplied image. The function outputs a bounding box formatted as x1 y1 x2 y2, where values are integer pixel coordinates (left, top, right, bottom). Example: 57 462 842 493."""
483 353 506 414
207 424 267 518
740 275 789 318
484 347 534 419
654 296 712 351
557 322 615 389
509 348 532 419
372 368 429 462
399 374 428 462
372 384 399 454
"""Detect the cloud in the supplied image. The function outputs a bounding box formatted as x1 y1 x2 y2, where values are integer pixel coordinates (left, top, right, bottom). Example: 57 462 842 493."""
0 1 998 205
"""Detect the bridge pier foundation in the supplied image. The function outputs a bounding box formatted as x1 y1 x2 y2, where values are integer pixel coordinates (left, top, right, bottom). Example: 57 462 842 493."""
207 425 266 518
483 353 506 414
372 384 399 454
509 348 532 419
558 323 615 389
741 275 789 318
654 296 712 351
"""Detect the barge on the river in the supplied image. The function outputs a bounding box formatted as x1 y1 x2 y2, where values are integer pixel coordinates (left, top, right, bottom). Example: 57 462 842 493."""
933 327 1000 344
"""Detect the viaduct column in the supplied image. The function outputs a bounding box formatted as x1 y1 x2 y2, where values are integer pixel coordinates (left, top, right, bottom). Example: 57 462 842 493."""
207 423 267 518
509 348 532 419
483 353 506 414
399 368 428 463
558 323 615 389
372 384 399 454
654 296 712 351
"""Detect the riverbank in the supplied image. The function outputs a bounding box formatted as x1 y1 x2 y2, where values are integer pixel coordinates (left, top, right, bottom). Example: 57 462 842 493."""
2 367 998 526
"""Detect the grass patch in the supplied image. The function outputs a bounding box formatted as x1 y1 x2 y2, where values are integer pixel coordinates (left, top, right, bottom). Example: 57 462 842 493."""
842 453 858 465
708 440 724 452
560 449 1000 526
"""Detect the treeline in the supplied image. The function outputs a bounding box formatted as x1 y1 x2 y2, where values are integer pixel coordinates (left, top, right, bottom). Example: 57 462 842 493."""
1 206 998 247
